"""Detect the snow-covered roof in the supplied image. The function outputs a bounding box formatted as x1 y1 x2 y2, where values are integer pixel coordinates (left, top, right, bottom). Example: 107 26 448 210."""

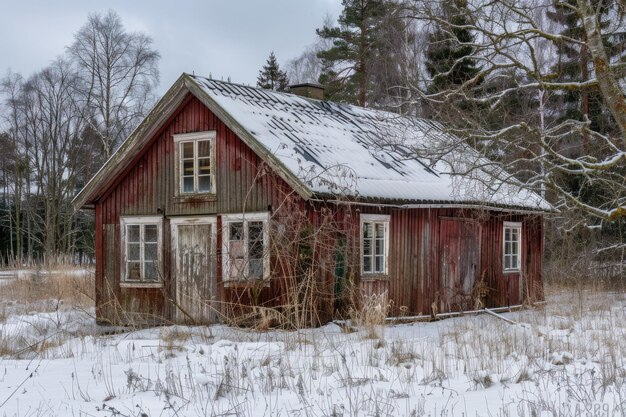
73 73 551 211
189 75 550 211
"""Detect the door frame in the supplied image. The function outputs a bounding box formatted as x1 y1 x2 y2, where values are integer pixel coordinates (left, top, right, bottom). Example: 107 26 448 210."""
170 216 217 322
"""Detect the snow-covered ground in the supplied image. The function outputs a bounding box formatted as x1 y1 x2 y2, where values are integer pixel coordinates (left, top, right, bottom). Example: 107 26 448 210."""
0 288 625 416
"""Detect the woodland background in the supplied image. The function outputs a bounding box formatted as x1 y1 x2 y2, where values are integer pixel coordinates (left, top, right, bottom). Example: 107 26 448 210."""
0 0 624 281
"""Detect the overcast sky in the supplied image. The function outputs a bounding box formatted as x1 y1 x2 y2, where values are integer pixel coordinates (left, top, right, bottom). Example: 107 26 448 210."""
0 0 342 95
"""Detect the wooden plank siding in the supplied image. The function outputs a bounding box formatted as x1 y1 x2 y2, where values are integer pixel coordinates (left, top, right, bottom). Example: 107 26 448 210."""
93 93 544 326
351 207 543 318
95 95 304 324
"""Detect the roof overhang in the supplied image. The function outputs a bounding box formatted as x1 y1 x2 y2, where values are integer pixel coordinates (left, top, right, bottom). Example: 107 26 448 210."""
309 194 555 215
72 74 312 211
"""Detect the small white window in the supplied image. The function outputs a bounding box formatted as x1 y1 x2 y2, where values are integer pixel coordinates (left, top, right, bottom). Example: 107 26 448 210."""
503 222 522 272
174 131 216 195
222 213 270 282
360 214 390 275
121 216 163 284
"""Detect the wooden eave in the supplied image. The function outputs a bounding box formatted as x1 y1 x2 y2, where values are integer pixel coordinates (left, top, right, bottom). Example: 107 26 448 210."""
310 192 554 215
72 73 312 211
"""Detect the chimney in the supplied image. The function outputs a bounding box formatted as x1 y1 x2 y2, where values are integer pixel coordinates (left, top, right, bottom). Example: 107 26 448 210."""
289 83 325 100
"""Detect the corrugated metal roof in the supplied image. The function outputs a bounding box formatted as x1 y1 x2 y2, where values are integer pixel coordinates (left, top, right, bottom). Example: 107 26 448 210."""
190 76 550 210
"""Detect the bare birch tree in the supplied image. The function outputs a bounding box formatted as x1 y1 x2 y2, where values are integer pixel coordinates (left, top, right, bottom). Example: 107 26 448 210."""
21 59 88 258
409 0 626 223
68 10 160 159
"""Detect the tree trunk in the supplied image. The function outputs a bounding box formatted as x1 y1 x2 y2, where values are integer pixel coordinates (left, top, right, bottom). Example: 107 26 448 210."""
581 41 589 154
358 0 367 107
579 0 626 147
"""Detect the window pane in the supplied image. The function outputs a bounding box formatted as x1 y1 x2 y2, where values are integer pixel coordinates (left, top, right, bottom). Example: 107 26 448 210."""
504 241 511 256
182 142 194 159
183 160 194 175
249 258 264 279
127 262 141 280
198 175 212 192
363 255 372 273
512 255 518 269
375 255 384 273
375 223 385 239
363 222 372 239
512 241 518 256
504 228 511 242
145 242 158 262
198 158 211 175
229 240 244 260
504 256 511 270
248 221 264 258
127 225 140 243
230 257 244 279
230 222 243 240
144 261 158 281
197 140 211 158
375 239 384 256
144 225 158 242
128 243 140 261
183 177 194 193
363 238 372 256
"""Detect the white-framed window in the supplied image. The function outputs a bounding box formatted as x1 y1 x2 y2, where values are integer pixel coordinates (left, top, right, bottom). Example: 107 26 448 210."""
360 214 390 275
503 222 522 272
222 212 270 282
120 216 163 284
173 131 216 195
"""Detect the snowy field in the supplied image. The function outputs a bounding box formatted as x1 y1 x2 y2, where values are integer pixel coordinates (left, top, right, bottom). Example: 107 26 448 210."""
0 274 625 416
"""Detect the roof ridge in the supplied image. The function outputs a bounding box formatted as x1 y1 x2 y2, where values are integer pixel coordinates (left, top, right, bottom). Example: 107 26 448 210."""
187 73 442 126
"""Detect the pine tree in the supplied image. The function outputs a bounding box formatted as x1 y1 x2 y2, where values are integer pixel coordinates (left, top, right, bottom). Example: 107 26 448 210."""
424 0 481 94
316 0 405 107
257 52 289 92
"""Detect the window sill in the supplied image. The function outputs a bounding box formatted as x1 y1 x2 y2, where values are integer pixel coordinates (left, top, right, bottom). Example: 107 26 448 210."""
360 274 389 281
222 279 271 289
503 270 521 275
120 282 163 289
173 194 217 204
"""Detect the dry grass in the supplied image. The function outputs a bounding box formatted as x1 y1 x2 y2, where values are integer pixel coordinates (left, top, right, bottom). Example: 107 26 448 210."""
349 291 390 339
0 271 94 311
160 327 193 353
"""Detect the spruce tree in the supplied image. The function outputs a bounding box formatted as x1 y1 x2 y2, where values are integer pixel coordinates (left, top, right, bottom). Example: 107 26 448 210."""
424 0 481 94
257 52 289 92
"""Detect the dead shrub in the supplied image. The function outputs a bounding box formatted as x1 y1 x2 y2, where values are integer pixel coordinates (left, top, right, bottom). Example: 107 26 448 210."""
350 291 390 339
160 327 192 353
471 371 494 389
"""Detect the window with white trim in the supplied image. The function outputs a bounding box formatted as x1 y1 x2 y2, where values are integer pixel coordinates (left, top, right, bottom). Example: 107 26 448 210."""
174 131 216 195
503 222 522 272
121 216 163 283
361 214 390 275
222 213 270 281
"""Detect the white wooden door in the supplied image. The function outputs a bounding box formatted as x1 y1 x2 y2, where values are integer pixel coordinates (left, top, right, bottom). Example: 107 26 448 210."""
171 217 217 323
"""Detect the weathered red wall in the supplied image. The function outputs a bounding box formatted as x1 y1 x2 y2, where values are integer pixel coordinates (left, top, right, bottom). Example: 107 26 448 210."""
95 94 301 324
347 207 543 317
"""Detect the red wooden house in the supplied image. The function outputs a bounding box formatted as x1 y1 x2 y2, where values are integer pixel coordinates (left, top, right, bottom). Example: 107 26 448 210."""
73 74 550 326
